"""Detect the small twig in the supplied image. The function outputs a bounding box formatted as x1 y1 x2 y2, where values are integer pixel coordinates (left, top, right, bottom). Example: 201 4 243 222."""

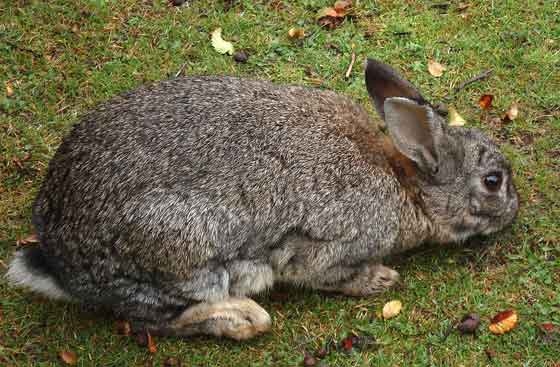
452 69 493 94
175 63 188 78
345 50 356 79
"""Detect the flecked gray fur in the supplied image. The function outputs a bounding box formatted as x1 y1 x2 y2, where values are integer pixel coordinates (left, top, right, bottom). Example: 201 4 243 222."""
6 59 518 337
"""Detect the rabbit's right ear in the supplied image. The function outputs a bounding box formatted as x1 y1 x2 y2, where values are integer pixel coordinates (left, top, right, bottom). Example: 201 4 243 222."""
364 59 427 120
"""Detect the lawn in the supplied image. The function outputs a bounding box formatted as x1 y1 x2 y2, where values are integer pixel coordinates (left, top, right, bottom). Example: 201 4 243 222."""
1 0 559 366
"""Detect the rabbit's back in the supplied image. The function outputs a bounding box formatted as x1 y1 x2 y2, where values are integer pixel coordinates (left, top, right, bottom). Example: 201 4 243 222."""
33 77 401 286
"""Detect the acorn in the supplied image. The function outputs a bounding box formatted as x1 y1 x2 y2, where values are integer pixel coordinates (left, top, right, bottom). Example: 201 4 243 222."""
457 313 481 334
233 51 249 63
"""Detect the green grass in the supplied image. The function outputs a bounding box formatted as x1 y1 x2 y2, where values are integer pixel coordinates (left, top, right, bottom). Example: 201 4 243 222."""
1 0 559 365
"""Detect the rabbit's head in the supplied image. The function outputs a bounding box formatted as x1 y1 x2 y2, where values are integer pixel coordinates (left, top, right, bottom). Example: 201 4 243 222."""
365 59 519 243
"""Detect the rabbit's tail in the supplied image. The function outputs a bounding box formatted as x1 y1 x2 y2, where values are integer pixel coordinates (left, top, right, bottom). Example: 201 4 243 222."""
5 247 72 301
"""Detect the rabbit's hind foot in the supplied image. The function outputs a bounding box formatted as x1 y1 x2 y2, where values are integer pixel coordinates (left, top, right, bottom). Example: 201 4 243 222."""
142 297 271 340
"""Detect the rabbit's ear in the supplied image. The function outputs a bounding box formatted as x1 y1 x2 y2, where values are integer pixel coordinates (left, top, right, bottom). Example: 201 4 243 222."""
364 59 427 120
384 97 443 175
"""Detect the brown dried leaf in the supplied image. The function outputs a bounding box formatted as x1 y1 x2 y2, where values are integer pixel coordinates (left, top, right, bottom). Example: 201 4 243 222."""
479 94 494 110
334 0 352 12
16 234 39 246
382 300 402 319
428 60 445 77
147 332 157 353
287 28 305 40
317 1 352 30
317 7 339 19
60 351 78 365
457 2 471 11
489 310 518 335
448 106 467 126
504 102 519 122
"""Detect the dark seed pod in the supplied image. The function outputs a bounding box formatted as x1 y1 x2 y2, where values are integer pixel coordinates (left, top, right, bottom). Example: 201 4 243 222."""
233 51 249 63
457 313 481 334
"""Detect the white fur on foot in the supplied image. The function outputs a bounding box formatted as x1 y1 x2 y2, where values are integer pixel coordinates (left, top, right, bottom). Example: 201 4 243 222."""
173 297 271 340
5 251 71 301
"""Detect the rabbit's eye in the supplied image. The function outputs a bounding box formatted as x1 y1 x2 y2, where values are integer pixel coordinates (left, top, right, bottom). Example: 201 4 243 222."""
483 172 502 191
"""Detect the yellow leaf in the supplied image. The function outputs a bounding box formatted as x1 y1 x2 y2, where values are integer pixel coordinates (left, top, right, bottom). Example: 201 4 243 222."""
288 28 305 39
5 82 14 97
211 28 234 55
382 300 402 319
489 310 518 335
428 60 446 77
448 106 467 126
504 102 519 121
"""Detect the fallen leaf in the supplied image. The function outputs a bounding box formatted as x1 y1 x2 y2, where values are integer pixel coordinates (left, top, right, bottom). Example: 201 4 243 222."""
479 94 493 110
503 102 519 121
457 313 480 334
211 28 234 55
382 300 402 319
147 332 157 353
16 233 39 246
448 106 467 126
428 60 446 77
288 28 305 40
317 7 339 18
340 335 356 352
541 323 556 332
334 0 352 12
60 351 78 365
457 3 471 11
136 329 156 353
5 82 14 97
317 0 352 29
115 320 132 336
489 310 518 335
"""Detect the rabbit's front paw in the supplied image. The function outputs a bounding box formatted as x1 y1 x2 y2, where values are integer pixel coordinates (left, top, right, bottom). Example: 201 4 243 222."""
340 264 400 296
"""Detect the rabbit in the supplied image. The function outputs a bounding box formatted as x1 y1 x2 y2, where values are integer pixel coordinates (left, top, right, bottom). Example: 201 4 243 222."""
6 59 519 340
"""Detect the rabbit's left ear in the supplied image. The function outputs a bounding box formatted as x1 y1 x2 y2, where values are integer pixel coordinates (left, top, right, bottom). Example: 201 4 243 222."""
383 97 444 176
364 58 428 120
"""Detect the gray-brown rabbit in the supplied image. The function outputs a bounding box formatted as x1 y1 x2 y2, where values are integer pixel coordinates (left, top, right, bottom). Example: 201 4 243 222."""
6 59 518 340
